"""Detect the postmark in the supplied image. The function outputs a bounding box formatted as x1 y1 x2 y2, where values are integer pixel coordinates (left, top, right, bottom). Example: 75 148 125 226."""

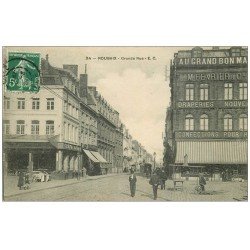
6 52 41 92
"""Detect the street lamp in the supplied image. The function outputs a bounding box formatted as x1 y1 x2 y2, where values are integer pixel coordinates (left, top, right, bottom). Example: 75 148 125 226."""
153 152 156 171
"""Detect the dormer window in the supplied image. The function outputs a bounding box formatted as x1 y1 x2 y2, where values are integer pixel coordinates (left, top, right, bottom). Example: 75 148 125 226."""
231 47 241 57
192 47 203 57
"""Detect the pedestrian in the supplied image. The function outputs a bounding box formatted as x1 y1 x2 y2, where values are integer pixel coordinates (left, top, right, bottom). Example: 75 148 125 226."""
17 171 25 190
199 173 206 193
149 172 160 200
160 169 167 190
129 169 137 197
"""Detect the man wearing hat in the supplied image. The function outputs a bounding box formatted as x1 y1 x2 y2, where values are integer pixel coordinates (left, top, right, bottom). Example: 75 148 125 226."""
129 169 137 197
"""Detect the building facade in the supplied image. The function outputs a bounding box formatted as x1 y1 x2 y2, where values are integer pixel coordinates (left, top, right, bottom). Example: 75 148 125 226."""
3 56 82 176
88 87 121 173
114 121 124 173
165 46 248 179
3 56 105 177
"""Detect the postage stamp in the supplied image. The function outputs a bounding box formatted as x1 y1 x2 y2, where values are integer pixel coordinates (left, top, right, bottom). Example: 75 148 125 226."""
5 52 40 92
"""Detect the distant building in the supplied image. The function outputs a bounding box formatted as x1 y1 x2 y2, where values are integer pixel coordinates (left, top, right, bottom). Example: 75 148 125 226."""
122 126 133 171
165 46 248 179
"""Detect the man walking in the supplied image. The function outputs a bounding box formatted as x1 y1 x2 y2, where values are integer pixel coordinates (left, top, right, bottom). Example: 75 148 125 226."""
149 172 160 200
129 169 137 197
199 173 206 193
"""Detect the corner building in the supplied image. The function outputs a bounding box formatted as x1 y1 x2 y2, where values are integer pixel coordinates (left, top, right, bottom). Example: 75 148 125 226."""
166 46 248 179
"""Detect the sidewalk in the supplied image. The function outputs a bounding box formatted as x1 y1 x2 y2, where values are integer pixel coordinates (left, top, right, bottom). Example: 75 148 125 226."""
3 173 120 199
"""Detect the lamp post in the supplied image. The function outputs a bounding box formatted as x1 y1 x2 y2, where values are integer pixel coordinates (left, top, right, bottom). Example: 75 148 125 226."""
153 152 156 171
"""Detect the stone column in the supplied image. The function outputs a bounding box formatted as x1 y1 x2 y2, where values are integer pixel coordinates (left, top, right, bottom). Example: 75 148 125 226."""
56 150 63 171
28 152 34 176
3 152 8 177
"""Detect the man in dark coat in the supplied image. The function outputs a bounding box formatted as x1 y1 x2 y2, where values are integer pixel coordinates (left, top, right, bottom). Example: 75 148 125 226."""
149 172 160 200
199 173 206 192
159 169 167 190
129 169 137 197
17 171 25 190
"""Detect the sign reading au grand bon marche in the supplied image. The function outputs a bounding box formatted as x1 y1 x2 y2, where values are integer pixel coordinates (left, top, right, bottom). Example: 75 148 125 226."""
174 56 248 66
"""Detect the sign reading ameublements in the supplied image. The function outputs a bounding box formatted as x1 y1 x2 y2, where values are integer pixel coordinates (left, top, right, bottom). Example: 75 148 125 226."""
175 57 247 66
175 131 248 139
179 72 247 82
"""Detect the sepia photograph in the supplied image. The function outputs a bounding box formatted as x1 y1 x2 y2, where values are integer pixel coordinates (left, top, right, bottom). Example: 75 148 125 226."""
2 46 248 202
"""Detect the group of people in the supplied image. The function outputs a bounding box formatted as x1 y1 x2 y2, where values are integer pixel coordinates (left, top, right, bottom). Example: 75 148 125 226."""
17 171 30 190
129 168 207 200
129 167 168 200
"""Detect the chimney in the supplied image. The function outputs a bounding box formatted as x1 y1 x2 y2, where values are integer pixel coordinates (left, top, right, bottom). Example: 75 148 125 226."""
63 64 78 78
79 72 88 98
43 54 50 72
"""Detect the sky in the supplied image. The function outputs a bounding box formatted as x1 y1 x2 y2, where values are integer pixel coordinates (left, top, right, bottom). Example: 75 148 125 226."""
4 46 191 162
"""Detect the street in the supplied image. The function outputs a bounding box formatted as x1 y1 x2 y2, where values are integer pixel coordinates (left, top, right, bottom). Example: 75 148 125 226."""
4 174 248 201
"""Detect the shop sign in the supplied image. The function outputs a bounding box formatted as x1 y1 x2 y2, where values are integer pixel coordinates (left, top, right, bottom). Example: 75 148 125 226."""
179 72 247 82
176 100 247 109
58 142 80 151
175 131 247 139
175 57 247 66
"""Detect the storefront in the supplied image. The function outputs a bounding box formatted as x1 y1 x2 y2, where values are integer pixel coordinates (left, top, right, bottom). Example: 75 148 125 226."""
82 149 108 175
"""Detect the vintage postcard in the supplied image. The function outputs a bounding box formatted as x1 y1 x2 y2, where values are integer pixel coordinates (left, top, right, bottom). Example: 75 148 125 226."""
2 46 248 201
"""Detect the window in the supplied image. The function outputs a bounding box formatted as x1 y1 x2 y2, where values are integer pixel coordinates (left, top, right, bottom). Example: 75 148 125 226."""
31 120 39 135
239 83 247 100
200 114 209 131
185 114 194 131
32 98 40 110
64 101 68 112
3 120 10 134
224 114 233 131
72 126 75 142
68 124 70 140
200 84 209 100
192 47 203 57
4 97 10 109
231 47 241 57
64 123 67 140
47 98 54 110
16 120 25 134
46 120 54 135
69 104 72 115
239 114 247 131
224 83 233 100
186 84 194 101
17 98 25 109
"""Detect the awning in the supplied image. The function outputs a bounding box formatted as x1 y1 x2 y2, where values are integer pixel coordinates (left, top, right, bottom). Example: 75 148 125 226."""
83 149 99 163
175 140 247 164
90 151 107 163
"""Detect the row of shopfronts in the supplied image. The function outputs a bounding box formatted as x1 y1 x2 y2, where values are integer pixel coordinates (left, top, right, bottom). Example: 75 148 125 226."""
3 135 109 178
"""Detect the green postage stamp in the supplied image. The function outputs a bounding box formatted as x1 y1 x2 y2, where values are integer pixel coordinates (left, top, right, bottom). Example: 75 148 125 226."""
6 52 41 92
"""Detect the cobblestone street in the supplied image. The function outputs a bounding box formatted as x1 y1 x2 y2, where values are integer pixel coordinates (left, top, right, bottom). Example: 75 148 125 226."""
4 174 248 201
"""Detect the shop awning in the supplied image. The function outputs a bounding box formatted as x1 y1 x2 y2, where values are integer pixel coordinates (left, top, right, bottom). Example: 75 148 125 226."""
90 151 107 163
83 149 99 163
175 140 247 165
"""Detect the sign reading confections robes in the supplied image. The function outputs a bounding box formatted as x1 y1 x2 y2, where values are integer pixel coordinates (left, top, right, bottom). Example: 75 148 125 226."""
175 131 248 139
174 56 248 66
